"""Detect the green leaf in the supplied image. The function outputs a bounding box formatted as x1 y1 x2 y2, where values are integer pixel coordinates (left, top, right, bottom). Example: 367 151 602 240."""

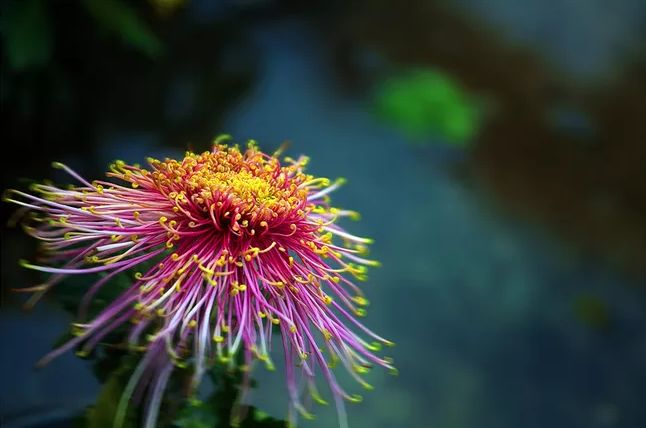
173 401 219 428
48 256 160 319
241 408 285 428
573 293 611 329
91 347 134 383
49 269 136 318
82 0 163 58
0 0 53 70
373 68 481 145
86 355 139 428
173 367 287 428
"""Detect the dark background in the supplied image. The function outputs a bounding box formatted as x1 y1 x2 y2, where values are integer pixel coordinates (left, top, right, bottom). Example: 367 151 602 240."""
1 1 646 427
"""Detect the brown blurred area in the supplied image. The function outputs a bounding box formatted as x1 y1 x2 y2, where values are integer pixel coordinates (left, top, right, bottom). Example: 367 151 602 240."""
326 0 646 274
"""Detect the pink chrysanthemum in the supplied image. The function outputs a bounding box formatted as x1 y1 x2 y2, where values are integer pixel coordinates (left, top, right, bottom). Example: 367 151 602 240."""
5 138 395 428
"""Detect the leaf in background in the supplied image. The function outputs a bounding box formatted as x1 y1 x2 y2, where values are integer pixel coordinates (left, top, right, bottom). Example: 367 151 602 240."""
174 396 286 428
573 293 611 329
49 269 137 318
174 367 286 428
82 0 163 58
49 257 159 319
91 347 135 383
373 69 481 145
85 355 139 428
240 409 285 428
149 0 188 18
0 0 53 70
173 400 219 428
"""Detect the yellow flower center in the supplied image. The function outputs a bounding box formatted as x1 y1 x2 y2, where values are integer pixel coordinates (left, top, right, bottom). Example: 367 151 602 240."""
147 144 310 223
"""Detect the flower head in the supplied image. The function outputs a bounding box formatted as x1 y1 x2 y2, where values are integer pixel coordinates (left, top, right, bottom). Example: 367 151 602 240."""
5 137 394 427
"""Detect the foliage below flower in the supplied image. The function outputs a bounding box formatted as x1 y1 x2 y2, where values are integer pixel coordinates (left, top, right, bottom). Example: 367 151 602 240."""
5 137 395 428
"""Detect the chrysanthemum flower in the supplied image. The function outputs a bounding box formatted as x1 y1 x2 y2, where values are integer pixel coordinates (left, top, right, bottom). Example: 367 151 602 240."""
5 137 395 428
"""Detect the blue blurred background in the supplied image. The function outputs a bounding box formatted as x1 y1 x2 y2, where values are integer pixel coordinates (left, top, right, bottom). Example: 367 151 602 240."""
1 1 646 427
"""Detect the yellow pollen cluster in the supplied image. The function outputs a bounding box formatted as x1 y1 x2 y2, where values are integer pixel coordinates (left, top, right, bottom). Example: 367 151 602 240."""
148 144 310 223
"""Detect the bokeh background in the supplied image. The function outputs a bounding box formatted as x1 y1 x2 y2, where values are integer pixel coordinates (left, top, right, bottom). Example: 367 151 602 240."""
2 0 646 427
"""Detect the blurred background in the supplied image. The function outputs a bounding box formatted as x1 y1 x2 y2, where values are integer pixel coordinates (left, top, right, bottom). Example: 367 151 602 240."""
1 0 646 427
